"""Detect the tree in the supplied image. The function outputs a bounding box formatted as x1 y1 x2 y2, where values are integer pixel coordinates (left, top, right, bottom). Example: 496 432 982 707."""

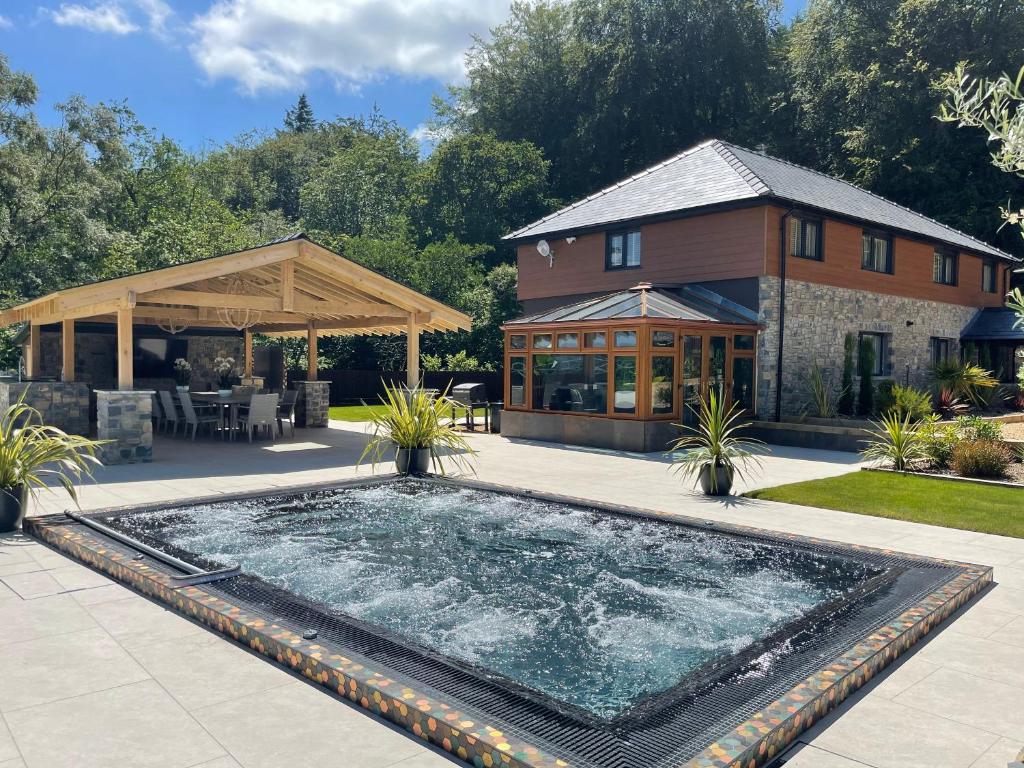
416 133 551 259
284 94 316 133
857 336 875 416
839 333 856 417
776 0 1024 253
446 0 779 201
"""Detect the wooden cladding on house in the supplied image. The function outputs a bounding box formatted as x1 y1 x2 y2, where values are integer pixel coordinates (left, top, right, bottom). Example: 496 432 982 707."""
764 205 1007 307
516 207 767 300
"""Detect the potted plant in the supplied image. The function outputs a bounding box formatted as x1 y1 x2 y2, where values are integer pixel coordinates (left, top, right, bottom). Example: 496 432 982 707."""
173 358 192 391
359 382 476 475
0 399 104 532
668 388 765 496
213 356 236 397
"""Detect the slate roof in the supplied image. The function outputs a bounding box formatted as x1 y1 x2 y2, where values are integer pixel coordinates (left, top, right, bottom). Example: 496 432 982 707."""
961 308 1024 341
505 140 1015 261
506 284 759 326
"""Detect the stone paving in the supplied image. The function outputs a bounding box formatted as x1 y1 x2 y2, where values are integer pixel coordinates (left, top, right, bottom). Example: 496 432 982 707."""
0 422 1021 768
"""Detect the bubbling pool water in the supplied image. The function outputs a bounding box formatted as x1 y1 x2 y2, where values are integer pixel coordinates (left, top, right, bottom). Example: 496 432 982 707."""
110 480 876 718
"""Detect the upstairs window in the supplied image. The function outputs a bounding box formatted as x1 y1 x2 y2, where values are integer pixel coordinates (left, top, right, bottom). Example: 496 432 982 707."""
861 231 893 274
606 230 641 270
982 260 998 293
932 249 958 286
790 216 823 260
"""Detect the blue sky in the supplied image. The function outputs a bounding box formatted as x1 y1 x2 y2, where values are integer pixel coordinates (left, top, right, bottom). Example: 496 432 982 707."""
0 0 808 153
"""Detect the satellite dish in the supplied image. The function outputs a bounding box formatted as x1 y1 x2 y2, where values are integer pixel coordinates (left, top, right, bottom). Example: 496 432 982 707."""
537 239 554 268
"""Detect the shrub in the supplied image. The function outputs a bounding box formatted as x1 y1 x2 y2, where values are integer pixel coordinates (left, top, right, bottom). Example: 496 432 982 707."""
949 439 1011 478
887 385 933 421
928 360 998 407
838 334 856 417
861 412 928 471
857 336 875 416
955 415 1003 442
875 379 897 415
935 387 968 416
917 415 958 469
805 362 839 418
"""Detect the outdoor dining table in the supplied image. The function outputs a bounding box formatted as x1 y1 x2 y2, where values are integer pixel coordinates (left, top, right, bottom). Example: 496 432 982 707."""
187 391 251 440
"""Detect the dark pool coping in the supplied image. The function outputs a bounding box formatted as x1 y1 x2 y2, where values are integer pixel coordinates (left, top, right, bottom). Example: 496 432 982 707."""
26 474 993 768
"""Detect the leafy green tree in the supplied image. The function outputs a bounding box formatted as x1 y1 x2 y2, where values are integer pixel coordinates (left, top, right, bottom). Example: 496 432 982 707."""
284 94 316 133
416 133 551 258
857 336 875 416
777 0 1024 252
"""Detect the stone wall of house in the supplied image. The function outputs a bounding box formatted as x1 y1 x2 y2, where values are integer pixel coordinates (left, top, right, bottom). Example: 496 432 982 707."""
757 277 980 418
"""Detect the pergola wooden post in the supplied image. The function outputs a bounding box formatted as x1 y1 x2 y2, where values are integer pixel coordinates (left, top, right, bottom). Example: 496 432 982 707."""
62 319 75 382
407 314 419 389
243 329 254 377
116 298 134 391
25 324 41 378
307 321 318 381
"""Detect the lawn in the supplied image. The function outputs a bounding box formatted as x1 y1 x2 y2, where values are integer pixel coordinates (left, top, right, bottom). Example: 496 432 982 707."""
745 470 1024 538
329 404 486 422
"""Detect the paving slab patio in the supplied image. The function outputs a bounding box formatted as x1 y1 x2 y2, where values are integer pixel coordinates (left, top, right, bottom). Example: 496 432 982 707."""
0 422 1020 768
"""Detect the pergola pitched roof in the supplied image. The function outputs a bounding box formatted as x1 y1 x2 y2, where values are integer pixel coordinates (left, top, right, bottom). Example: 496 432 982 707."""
0 233 471 338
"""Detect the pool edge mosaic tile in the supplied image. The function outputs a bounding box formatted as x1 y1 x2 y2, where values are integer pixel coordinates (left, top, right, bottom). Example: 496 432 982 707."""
27 495 991 768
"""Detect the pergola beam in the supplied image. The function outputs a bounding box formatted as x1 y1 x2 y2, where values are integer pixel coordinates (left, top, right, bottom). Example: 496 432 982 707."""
280 261 295 311
137 289 396 317
62 320 75 382
116 301 133 391
253 312 432 334
26 324 41 378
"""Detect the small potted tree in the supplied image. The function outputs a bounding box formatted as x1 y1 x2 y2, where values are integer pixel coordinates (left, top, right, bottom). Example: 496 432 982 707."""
173 358 192 392
359 382 476 475
668 388 765 496
0 399 104 532
213 356 236 397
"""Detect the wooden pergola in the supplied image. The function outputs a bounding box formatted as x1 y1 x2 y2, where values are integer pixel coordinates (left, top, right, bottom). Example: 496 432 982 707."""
0 233 471 389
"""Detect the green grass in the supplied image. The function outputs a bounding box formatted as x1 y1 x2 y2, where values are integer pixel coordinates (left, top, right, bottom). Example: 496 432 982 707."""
329 404 486 422
745 470 1024 538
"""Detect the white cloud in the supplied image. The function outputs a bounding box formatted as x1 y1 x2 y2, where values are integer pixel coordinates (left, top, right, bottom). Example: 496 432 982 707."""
189 0 511 94
0 15 12 29
49 2 139 34
134 0 173 36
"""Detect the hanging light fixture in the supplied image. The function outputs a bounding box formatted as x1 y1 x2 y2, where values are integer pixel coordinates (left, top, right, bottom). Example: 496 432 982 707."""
156 316 189 335
216 276 263 331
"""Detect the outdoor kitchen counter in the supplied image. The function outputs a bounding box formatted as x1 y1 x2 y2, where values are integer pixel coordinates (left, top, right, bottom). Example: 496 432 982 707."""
0 379 91 436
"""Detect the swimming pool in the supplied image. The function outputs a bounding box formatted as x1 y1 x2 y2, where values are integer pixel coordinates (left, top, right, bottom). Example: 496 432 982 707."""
29 477 991 768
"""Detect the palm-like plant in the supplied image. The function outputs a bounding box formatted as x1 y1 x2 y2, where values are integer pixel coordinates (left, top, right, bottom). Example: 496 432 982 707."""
861 412 927 472
0 399 104 526
359 382 476 475
668 388 765 495
928 360 998 407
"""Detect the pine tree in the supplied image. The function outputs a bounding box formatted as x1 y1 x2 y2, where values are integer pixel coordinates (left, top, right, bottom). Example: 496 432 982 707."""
838 333 856 417
284 94 316 133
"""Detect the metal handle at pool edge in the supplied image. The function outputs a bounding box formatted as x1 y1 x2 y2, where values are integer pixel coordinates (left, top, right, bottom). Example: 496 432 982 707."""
63 509 241 586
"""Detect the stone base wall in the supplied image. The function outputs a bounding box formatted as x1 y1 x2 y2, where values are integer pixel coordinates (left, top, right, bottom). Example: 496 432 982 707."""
294 381 330 428
501 410 680 452
96 390 153 465
757 277 980 418
0 381 91 436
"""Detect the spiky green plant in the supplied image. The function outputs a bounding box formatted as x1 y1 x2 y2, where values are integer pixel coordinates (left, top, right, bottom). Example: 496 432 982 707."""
668 388 765 494
358 382 476 475
928 360 998 407
861 412 927 472
805 362 842 418
0 399 104 504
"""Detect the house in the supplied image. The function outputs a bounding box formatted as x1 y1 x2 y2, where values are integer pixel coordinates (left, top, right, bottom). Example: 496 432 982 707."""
500 139 1020 451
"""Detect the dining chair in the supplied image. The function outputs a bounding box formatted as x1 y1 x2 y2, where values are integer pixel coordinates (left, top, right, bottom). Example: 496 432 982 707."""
179 391 221 441
237 393 280 442
277 389 298 437
158 390 182 437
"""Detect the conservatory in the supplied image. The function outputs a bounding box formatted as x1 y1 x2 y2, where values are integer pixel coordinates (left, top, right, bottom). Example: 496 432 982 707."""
501 283 761 452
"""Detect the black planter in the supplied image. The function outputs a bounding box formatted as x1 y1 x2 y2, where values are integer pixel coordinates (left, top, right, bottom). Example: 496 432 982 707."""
698 464 734 496
0 485 26 533
395 447 431 475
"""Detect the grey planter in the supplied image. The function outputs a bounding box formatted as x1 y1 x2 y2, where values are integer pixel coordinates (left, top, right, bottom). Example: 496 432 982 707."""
0 485 26 533
698 464 734 496
395 447 431 475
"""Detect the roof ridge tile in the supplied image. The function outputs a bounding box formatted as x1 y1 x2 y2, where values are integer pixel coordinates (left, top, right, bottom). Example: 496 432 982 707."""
710 140 773 196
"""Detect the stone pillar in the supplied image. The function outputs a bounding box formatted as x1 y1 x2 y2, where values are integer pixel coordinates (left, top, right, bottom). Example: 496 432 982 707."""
96 390 154 465
294 381 329 428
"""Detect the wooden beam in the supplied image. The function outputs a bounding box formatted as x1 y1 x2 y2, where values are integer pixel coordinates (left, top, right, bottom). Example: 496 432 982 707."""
307 321 318 381
62 320 75 382
26 324 41 378
280 260 295 311
252 313 432 334
407 314 419 389
244 330 253 377
117 303 133 391
137 289 395 317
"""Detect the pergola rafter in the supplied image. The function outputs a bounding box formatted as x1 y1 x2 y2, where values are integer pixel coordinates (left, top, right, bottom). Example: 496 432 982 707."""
0 233 471 390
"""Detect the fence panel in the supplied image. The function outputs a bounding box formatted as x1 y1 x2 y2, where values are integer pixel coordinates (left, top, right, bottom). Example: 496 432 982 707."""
286 369 503 406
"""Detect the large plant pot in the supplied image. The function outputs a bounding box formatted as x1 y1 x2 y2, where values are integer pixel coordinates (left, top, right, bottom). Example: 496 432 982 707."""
395 447 431 475
698 464 734 496
0 485 26 533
